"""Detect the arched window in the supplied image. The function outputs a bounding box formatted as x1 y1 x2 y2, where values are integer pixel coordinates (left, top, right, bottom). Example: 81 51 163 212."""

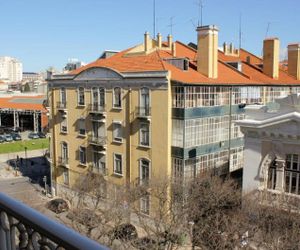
113 87 121 108
99 88 105 108
77 87 85 106
60 88 66 104
61 142 68 160
92 87 98 105
140 158 150 185
267 159 277 190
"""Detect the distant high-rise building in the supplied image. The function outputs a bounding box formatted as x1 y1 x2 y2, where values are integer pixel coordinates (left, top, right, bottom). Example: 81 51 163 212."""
0 56 23 83
63 58 86 73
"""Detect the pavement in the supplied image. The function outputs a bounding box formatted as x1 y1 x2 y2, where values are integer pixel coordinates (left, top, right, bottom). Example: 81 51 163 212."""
0 149 52 213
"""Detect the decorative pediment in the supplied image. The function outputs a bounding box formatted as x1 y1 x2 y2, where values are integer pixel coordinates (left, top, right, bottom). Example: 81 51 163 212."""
74 67 123 81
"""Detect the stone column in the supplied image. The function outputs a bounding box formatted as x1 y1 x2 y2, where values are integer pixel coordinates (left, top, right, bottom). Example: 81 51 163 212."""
275 158 285 192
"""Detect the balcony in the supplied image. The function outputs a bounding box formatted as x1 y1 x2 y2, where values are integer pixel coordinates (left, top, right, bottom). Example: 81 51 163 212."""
89 104 106 114
91 114 106 123
91 163 108 176
88 135 107 147
57 156 69 166
57 102 67 111
136 106 151 119
0 192 107 249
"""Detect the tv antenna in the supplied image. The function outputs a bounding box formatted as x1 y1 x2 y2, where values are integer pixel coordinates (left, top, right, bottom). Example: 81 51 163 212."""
239 14 242 49
168 16 175 35
265 22 271 38
195 0 204 26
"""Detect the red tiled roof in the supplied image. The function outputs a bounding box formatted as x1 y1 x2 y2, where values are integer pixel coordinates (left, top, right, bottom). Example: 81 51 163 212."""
69 40 300 85
0 95 47 111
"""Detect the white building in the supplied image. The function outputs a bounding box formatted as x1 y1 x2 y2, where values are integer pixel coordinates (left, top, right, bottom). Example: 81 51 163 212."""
238 94 300 197
0 56 23 83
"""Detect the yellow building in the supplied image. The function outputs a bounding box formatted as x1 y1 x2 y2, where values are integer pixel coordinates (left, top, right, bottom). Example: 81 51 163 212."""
48 26 300 215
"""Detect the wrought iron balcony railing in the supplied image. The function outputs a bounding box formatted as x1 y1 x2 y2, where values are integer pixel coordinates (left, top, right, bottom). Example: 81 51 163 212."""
91 163 108 176
0 192 108 249
57 102 67 110
88 136 107 147
136 106 151 118
88 104 106 114
57 156 69 166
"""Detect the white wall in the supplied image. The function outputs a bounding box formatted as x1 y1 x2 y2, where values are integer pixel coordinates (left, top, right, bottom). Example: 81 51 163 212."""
242 136 262 194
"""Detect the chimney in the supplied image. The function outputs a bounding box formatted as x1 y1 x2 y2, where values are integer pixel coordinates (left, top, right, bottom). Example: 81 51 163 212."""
172 42 176 57
157 33 162 48
167 34 173 49
263 38 280 79
144 32 151 52
288 43 300 80
196 25 219 78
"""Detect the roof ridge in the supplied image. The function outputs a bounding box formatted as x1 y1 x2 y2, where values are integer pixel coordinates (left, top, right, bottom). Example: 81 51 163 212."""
240 48 262 62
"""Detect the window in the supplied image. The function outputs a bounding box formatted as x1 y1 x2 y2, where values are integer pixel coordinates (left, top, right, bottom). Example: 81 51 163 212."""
79 146 87 165
285 154 300 194
99 88 105 108
60 88 66 104
78 118 86 136
63 168 69 185
93 152 106 174
140 195 150 215
267 159 277 190
113 122 122 142
61 117 68 133
61 142 68 159
114 154 122 175
140 123 150 146
140 87 150 116
78 87 85 106
140 159 150 185
113 87 122 108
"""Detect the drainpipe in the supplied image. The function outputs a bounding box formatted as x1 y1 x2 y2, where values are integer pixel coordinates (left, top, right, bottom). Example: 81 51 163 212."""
228 86 233 174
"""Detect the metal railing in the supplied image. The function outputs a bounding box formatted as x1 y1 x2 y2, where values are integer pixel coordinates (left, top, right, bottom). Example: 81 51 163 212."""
91 163 108 176
57 102 67 109
58 156 69 166
136 106 151 118
88 104 106 113
88 136 107 147
0 192 108 250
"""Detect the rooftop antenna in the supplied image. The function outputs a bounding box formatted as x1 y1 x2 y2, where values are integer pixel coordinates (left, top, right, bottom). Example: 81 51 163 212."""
153 0 156 36
195 0 204 26
265 22 271 38
239 13 242 49
168 16 175 35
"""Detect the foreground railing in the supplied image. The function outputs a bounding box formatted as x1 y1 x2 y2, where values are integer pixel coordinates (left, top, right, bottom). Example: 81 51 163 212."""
0 192 108 250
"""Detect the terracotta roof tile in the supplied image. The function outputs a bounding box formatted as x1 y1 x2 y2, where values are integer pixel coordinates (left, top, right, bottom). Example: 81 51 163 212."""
68 40 300 85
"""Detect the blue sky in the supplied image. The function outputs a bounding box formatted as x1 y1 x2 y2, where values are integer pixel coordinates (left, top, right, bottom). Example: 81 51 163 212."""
0 0 299 72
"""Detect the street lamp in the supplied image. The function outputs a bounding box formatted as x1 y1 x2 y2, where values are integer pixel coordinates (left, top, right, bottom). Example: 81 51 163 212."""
24 146 28 167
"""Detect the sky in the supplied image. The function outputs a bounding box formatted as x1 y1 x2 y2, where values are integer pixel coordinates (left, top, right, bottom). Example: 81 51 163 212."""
0 0 299 72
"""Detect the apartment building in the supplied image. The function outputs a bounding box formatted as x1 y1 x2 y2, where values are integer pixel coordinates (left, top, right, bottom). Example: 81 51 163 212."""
48 25 300 214
0 56 22 83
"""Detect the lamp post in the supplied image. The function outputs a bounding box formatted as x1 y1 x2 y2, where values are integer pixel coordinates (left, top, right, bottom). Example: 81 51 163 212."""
24 146 28 167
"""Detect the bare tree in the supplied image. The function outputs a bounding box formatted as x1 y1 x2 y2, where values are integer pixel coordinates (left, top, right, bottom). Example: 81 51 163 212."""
56 171 300 250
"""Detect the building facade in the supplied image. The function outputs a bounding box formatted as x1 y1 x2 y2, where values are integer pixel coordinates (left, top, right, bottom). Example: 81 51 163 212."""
48 25 300 214
0 56 22 83
238 94 300 198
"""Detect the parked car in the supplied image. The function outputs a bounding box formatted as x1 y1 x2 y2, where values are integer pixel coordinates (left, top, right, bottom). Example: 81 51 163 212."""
38 132 46 138
28 132 39 139
0 135 5 143
4 134 13 142
11 133 22 141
